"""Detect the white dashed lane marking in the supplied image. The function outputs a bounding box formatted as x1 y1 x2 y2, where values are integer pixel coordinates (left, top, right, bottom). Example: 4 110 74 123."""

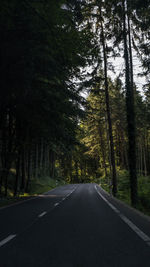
38 211 47 218
0 187 77 249
0 235 16 247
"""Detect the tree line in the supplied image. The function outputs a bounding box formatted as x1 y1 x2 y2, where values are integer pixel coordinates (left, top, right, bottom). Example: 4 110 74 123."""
0 0 150 208
64 0 150 207
0 0 93 196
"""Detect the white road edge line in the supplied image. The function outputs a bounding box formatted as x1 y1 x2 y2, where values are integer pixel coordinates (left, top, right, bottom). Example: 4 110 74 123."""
38 211 47 218
95 185 150 247
0 234 16 247
54 203 59 207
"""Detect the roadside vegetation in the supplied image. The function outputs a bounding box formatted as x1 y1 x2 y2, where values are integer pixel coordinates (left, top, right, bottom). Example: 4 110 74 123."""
0 174 66 206
0 174 66 208
0 1 150 213
100 170 150 217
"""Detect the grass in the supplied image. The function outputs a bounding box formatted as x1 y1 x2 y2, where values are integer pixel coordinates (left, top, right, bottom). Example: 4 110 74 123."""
99 170 150 217
137 175 150 216
0 176 66 208
30 176 66 195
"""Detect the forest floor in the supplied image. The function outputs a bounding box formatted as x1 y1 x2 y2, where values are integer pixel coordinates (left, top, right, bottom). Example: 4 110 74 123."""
100 170 150 217
0 176 66 208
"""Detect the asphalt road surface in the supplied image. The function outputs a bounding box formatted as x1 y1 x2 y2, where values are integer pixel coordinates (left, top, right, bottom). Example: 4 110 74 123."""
0 183 150 267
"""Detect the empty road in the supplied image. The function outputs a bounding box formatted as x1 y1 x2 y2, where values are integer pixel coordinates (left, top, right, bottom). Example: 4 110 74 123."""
0 183 150 266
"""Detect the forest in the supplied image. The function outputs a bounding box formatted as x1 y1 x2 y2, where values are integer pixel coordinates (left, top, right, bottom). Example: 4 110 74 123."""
0 0 150 214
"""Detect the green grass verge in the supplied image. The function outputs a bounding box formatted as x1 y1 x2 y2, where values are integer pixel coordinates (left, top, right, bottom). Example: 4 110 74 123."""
29 176 66 195
99 170 150 217
0 176 66 208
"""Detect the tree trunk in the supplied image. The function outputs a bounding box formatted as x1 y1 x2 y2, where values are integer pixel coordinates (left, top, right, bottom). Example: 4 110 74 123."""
40 138 43 174
143 146 147 176
20 146 26 192
0 172 3 196
33 142 39 179
46 145 50 176
50 150 55 179
14 151 21 197
0 125 6 195
75 161 79 183
123 0 138 206
25 148 31 192
100 11 117 196
69 156 73 182
99 126 107 177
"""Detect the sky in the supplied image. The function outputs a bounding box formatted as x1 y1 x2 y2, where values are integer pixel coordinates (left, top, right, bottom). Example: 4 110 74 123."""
108 55 147 96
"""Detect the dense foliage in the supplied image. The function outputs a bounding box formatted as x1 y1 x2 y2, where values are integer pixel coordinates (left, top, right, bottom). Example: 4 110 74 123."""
0 0 92 196
0 0 150 211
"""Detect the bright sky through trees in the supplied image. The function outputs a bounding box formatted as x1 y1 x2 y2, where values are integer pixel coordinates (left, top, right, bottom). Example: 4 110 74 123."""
108 55 147 94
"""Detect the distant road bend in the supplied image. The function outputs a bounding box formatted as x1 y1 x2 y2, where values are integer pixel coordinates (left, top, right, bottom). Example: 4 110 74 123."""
0 183 150 267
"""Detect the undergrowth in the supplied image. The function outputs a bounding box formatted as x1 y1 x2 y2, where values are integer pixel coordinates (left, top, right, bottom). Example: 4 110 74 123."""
99 169 150 217
0 176 66 208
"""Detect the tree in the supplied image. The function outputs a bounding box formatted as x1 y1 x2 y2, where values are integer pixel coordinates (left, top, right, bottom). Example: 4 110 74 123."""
122 0 138 206
0 0 92 196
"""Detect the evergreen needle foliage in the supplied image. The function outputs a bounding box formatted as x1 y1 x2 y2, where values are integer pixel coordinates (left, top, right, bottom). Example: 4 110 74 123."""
0 0 150 213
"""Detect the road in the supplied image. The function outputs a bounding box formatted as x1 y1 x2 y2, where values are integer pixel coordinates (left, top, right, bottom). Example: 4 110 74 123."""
0 183 150 267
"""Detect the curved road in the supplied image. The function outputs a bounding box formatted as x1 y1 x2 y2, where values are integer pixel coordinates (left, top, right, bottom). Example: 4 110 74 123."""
0 183 150 266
